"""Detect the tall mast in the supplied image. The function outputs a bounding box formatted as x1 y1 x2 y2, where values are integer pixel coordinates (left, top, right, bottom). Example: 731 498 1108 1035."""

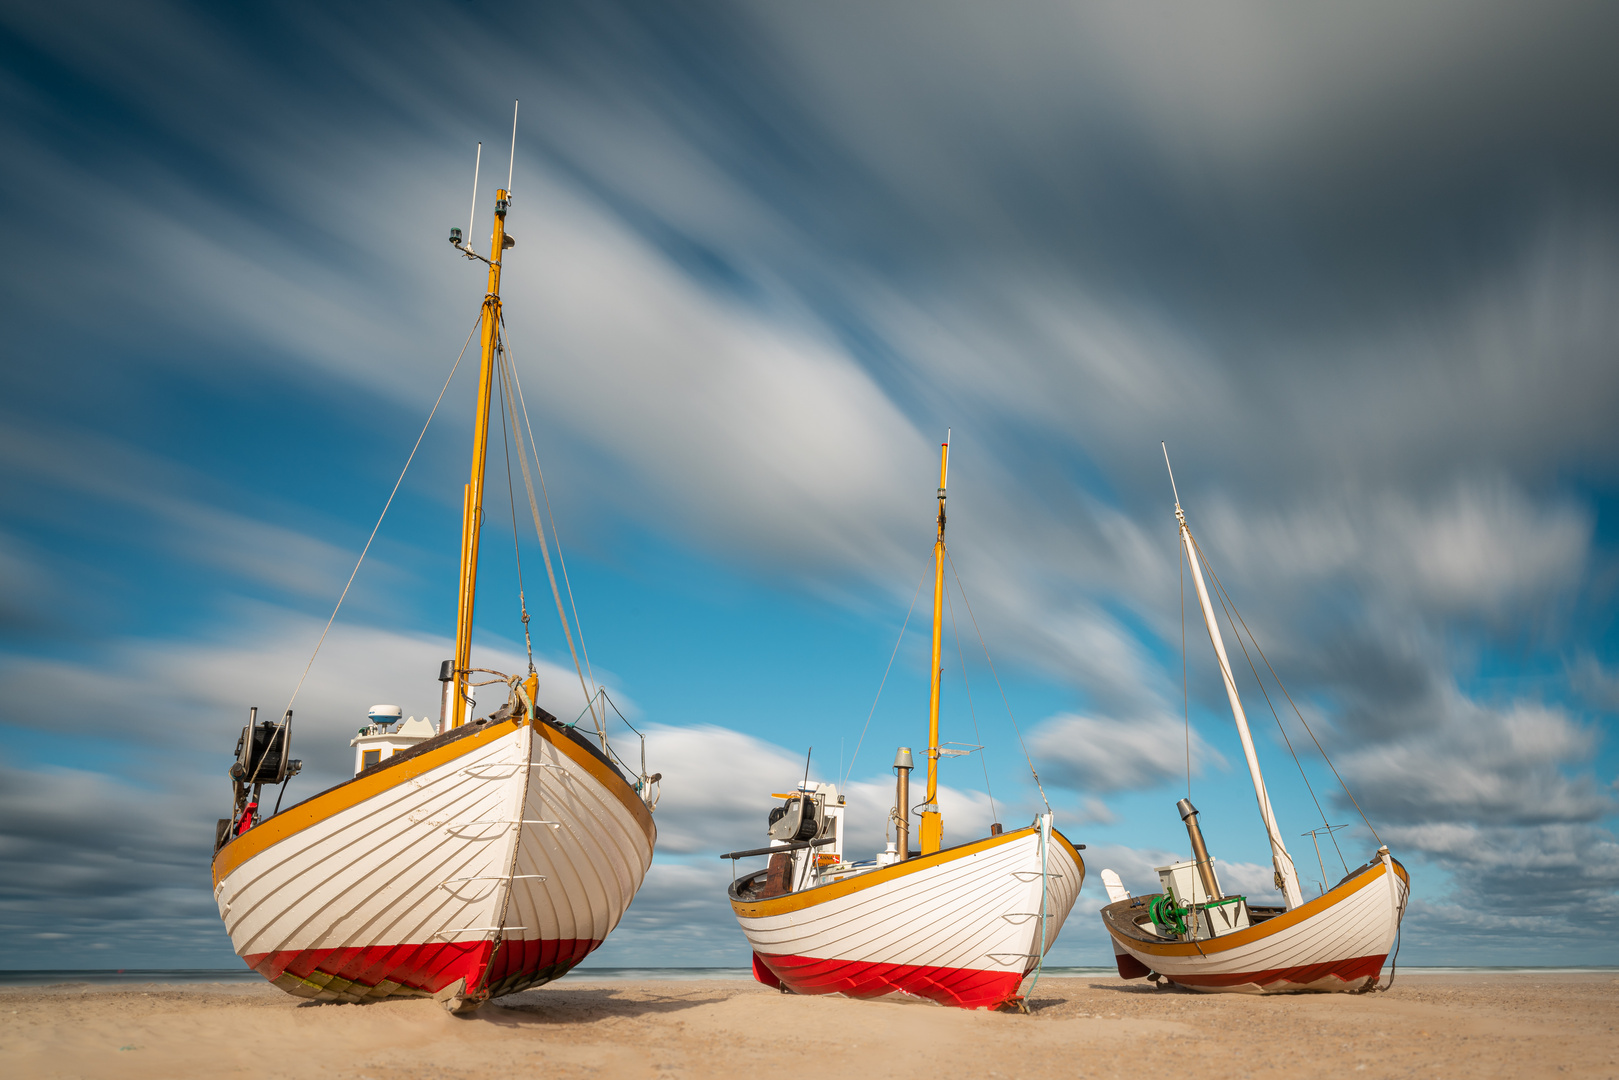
1164 446 1303 909
919 433 950 855
451 187 512 728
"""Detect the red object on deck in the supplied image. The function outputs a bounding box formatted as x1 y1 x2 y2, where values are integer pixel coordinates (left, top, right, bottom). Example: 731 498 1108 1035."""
754 952 1024 1010
236 803 257 837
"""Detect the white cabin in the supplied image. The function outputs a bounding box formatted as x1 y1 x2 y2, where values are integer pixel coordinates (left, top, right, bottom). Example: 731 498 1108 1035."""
349 705 435 775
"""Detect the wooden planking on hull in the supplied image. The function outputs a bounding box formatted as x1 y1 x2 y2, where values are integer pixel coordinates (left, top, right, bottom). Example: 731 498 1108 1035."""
215 712 653 1004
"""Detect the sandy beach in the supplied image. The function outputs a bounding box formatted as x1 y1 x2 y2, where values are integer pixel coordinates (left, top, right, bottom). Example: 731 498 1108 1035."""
3 973 1614 1079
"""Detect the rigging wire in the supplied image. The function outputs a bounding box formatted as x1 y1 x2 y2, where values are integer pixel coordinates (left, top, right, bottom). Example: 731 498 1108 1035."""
944 566 997 823
494 346 535 674
494 325 605 743
592 688 653 789
280 316 479 718
841 567 929 787
1188 530 1381 847
499 317 603 715
944 548 1050 812
1191 534 1349 872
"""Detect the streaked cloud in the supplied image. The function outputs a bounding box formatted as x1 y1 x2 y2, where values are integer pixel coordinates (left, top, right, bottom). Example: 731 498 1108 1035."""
1031 712 1224 795
0 0 1614 967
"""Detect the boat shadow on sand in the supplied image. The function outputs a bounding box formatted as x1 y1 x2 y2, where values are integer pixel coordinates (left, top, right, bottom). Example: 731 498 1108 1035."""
457 987 732 1024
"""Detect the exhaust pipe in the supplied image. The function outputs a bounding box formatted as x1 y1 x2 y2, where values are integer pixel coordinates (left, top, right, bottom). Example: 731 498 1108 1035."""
438 660 454 733
1177 798 1221 902
894 747 913 862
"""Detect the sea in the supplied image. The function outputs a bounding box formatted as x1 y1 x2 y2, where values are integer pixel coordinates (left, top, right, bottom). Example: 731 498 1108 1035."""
1 966 1611 987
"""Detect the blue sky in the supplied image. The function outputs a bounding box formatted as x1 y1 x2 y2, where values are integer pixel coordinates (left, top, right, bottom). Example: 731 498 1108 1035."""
2 0 1617 971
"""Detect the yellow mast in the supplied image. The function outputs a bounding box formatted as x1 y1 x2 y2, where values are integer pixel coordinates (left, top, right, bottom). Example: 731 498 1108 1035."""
919 434 949 854
451 187 511 728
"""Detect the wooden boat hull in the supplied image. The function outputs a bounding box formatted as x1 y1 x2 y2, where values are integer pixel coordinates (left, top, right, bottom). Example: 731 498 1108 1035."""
212 714 655 1006
1101 854 1408 993
730 825 1084 1010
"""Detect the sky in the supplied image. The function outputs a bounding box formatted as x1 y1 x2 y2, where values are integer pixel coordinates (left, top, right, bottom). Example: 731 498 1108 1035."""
1 0 1616 972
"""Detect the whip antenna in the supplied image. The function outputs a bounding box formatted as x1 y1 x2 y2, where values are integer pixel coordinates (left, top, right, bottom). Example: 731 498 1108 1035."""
507 100 519 194
1162 440 1183 511
466 141 482 254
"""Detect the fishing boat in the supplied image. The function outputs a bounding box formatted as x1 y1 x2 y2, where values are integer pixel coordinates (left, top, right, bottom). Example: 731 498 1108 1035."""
725 437 1086 1011
210 125 658 1013
1098 448 1408 994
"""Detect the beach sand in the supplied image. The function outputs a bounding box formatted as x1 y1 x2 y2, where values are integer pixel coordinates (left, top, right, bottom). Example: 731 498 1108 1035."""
3 973 1614 1079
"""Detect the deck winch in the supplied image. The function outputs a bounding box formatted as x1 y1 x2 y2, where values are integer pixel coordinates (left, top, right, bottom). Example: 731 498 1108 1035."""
216 707 301 852
768 791 824 842
1148 798 1252 941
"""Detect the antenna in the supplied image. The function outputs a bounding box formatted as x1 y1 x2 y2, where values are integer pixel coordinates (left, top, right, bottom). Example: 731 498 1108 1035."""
466 142 482 254
1162 440 1182 510
942 427 951 490
507 100 519 194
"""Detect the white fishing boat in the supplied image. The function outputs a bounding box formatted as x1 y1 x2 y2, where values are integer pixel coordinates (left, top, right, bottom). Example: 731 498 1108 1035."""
726 437 1085 1011
1098 448 1408 994
211 122 658 1013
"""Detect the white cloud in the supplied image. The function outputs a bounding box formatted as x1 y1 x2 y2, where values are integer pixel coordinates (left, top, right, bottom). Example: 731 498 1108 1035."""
1339 691 1611 828
1031 711 1223 794
501 171 930 575
0 603 607 794
640 724 804 856
1199 478 1591 617
643 722 1012 861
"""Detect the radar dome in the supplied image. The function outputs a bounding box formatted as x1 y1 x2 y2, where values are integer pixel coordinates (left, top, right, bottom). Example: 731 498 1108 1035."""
367 704 403 725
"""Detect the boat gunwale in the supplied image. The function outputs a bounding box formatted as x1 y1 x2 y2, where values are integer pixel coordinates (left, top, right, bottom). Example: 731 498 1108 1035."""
1100 854 1408 958
212 711 653 888
729 825 1084 919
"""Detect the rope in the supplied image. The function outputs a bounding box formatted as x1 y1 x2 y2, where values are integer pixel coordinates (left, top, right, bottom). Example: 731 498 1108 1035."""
945 569 997 822
1019 812 1052 1010
500 317 602 712
1383 882 1408 990
842 567 928 786
1189 533 1381 848
1193 537 1341 868
494 327 605 743
494 346 535 674
944 548 1049 811
280 316 478 719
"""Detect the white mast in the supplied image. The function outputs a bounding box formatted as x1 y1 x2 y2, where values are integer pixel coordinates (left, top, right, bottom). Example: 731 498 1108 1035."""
1164 445 1304 910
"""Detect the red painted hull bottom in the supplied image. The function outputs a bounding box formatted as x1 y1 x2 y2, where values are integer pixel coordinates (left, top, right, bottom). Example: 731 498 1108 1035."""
243 937 600 1003
754 952 1024 1010
1155 953 1387 992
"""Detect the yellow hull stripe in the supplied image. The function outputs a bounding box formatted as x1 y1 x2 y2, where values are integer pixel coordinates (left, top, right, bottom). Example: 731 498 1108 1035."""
1108 857 1409 958
732 826 1084 919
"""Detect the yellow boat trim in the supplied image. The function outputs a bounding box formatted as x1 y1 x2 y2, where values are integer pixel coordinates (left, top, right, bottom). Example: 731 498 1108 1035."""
1108 857 1408 958
211 718 518 887
732 825 1085 919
